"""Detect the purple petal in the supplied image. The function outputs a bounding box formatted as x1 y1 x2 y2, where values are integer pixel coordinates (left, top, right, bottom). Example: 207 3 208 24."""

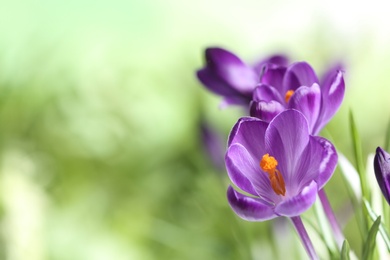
205 48 258 95
320 62 344 87
219 96 251 108
225 144 258 196
312 137 338 189
265 110 310 194
294 136 338 191
252 84 284 103
200 122 225 171
249 100 285 122
227 186 277 221
313 71 345 135
260 66 287 92
283 62 319 93
374 147 390 204
197 68 239 96
227 117 268 154
253 54 289 74
274 181 317 217
226 144 280 203
288 83 321 134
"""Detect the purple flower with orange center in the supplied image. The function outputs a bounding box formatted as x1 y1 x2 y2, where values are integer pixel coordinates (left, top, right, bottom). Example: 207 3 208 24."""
374 146 390 205
196 47 288 108
226 109 338 220
250 61 344 135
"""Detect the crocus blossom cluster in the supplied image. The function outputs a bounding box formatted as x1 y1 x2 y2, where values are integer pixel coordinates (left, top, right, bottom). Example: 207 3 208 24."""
197 47 345 135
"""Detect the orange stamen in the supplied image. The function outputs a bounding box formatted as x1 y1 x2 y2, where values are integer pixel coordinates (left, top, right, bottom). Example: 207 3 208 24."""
260 154 286 196
285 90 294 103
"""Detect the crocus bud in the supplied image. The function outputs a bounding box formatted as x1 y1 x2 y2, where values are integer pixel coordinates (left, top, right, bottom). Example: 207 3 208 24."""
373 147 390 205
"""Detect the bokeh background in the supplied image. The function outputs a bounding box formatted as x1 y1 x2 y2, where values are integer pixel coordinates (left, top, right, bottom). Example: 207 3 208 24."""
0 0 389 259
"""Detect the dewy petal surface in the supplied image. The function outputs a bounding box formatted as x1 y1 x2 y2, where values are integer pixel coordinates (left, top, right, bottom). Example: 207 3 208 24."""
274 181 317 217
288 83 321 134
227 186 277 221
283 62 319 93
205 48 258 94
265 110 310 195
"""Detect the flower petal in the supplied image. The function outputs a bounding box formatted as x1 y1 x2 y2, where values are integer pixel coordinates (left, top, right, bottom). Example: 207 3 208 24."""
294 136 338 191
283 62 319 93
313 71 345 135
260 66 287 92
265 110 310 194
274 181 317 217
197 68 239 96
227 186 277 221
228 117 268 155
205 48 258 94
249 100 285 122
253 54 289 74
219 96 250 108
374 147 390 205
252 84 284 103
226 143 280 203
225 144 259 196
288 83 321 134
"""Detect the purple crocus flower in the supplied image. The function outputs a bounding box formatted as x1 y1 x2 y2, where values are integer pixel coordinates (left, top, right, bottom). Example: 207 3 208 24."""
196 47 288 108
374 147 390 205
250 61 345 135
226 109 338 220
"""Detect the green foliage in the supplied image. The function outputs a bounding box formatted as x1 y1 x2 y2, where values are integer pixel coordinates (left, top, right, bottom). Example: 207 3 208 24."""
341 240 350 260
362 216 381 260
363 199 390 252
349 110 369 199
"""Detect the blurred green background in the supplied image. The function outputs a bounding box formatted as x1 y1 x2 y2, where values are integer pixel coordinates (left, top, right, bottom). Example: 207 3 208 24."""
0 0 389 259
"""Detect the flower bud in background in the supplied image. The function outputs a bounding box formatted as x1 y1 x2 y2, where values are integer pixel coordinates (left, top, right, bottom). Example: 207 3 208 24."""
373 147 390 205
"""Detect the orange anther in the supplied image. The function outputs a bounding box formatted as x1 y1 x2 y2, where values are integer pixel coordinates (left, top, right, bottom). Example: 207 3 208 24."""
260 154 286 196
285 90 294 103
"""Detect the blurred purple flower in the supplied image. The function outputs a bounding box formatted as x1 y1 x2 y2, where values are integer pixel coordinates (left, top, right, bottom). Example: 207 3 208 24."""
250 61 345 135
196 47 288 108
374 147 390 205
200 122 225 171
226 110 337 221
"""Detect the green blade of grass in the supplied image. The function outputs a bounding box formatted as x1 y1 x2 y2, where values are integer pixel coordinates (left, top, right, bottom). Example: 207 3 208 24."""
341 240 350 260
349 110 369 199
363 199 390 252
362 216 381 260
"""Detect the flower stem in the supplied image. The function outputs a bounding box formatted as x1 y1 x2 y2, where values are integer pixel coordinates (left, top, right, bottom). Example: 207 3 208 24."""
291 216 318 260
318 189 344 248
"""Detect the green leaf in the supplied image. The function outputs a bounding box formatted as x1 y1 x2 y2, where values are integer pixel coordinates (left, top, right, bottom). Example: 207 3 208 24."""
362 216 381 260
363 199 390 252
349 110 369 199
341 240 350 260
